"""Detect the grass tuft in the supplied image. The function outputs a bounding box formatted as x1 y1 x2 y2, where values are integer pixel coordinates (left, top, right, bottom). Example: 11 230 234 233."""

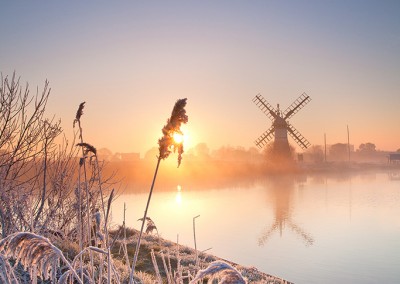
0 232 82 283
190 260 247 284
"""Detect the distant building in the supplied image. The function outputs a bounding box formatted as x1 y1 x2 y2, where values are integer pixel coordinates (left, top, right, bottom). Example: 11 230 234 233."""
388 153 400 164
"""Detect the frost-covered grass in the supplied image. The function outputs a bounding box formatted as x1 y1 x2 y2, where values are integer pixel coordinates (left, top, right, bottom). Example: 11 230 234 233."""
110 227 293 284
0 227 293 283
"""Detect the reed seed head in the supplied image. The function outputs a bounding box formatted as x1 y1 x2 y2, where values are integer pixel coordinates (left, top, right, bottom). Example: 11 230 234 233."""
158 98 188 167
76 142 97 156
138 217 158 234
73 102 85 128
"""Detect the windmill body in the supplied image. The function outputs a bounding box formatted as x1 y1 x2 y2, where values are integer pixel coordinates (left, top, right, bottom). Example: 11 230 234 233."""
253 93 311 158
271 105 290 154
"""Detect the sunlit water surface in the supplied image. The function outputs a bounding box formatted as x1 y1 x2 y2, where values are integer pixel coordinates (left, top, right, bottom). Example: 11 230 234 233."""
111 171 400 283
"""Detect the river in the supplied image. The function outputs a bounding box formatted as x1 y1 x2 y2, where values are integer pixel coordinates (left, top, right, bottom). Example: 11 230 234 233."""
111 170 400 283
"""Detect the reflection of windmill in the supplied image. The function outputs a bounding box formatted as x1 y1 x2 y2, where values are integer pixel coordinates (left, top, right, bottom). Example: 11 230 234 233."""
258 177 314 246
253 93 311 156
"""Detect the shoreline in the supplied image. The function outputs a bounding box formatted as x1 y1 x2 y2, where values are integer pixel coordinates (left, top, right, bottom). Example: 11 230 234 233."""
111 227 294 284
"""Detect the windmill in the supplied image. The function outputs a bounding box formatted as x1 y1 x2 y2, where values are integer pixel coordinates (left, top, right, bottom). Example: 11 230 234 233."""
253 92 311 157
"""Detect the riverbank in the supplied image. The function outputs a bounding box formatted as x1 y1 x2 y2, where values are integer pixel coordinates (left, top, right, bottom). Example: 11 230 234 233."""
109 227 293 283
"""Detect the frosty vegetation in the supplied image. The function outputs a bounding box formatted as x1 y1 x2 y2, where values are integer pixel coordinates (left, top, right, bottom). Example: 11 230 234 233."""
0 73 294 283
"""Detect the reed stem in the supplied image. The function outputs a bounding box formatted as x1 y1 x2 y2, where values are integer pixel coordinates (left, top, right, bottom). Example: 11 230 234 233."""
129 156 162 284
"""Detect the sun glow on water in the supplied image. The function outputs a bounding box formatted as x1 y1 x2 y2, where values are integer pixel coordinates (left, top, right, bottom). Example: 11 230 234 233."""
176 185 182 204
175 191 182 204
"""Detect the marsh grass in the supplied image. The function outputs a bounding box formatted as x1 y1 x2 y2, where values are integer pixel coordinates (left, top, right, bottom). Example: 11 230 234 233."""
0 232 82 283
190 261 246 284
0 80 291 283
74 104 116 283
0 219 291 283
0 252 18 283
111 228 291 284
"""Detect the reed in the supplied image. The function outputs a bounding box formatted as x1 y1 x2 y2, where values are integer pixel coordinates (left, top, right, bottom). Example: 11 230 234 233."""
129 98 188 284
58 244 121 283
74 103 116 283
160 250 172 284
137 217 159 235
74 102 95 281
150 249 162 283
175 238 183 283
122 203 130 268
76 141 115 283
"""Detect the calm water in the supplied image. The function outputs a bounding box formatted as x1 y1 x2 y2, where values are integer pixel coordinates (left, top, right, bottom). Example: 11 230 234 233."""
111 170 400 283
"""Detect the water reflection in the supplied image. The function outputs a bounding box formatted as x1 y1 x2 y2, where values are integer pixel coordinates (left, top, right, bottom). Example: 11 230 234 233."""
258 176 314 246
388 170 400 180
175 185 182 204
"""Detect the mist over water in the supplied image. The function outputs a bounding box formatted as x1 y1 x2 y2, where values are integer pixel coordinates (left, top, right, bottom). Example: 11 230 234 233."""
101 142 398 193
111 170 400 284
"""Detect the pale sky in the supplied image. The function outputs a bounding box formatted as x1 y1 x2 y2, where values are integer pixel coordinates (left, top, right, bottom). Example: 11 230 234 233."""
1 1 399 155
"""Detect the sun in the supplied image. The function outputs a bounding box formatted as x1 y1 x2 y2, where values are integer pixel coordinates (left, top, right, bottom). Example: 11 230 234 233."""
172 126 191 148
173 132 184 144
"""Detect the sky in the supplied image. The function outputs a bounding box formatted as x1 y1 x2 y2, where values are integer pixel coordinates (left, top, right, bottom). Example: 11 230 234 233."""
1 0 399 155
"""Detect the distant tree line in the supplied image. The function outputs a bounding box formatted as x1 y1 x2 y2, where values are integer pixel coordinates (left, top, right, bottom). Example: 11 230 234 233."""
303 142 394 163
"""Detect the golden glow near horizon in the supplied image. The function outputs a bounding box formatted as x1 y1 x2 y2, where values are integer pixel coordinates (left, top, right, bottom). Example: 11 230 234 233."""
1 2 399 154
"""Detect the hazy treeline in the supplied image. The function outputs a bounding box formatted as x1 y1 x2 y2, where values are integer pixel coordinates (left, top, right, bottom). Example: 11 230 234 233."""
102 144 296 192
100 141 399 193
101 140 398 166
304 143 398 163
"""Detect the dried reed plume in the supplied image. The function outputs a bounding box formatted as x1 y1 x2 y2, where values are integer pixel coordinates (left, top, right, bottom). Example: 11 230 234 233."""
73 101 85 128
158 98 188 167
137 217 158 234
189 261 247 284
0 232 82 283
76 142 97 157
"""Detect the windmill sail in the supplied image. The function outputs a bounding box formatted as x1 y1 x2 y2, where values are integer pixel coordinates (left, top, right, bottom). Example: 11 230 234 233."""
283 93 311 120
287 220 314 246
253 94 277 121
287 123 311 149
255 126 275 148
